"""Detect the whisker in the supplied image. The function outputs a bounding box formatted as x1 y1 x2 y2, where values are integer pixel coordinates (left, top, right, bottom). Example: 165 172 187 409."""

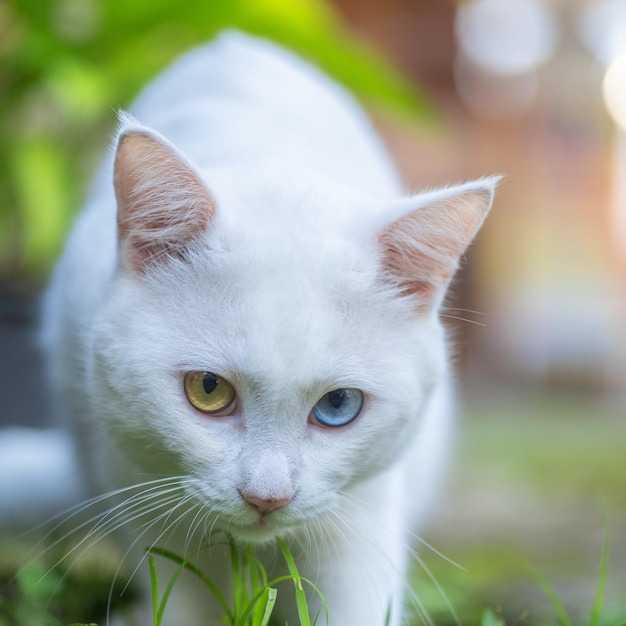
440 314 486 327
405 530 467 573
440 307 487 316
335 491 460 626
24 477 184 541
45 490 187 576
440 306 488 327
183 501 208 556
41 492 186 606
6 478 196 626
178 482 221 560
339 490 466 571
324 507 400 625
18 476 193 612
406 546 462 626
104 489 201 623
21 478 189 567
404 583 435 626
117 494 196 596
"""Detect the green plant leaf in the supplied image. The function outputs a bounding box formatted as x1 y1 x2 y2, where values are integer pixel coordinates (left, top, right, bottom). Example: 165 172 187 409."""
148 555 160 626
12 138 72 272
16 562 61 600
238 577 294 624
276 538 328 626
244 585 278 626
146 545 233 622
590 509 610 626
2 0 433 281
156 560 187 625
481 608 506 626
259 587 278 626
229 535 247 621
519 558 573 626
278 538 310 626
248 547 272 626
384 602 392 626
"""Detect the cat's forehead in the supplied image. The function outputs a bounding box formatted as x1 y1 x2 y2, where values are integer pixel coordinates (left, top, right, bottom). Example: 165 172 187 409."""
205 165 378 237
153 234 408 391
182 275 402 398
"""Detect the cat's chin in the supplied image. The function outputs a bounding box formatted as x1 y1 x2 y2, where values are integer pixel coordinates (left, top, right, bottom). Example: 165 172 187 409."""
226 516 295 544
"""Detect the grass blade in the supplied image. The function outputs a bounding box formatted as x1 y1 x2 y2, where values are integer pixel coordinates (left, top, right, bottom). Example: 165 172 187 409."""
247 544 269 593
156 560 187 625
263 587 278 626
519 558 573 626
276 538 328 626
230 535 245 619
482 608 506 626
384 602 392 626
148 555 160 626
238 585 279 626
258 587 278 626
278 538 310 626
146 546 233 622
590 511 610 626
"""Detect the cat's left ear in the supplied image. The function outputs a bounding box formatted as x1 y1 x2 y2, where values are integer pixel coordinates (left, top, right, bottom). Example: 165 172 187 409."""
376 177 500 309
114 123 215 273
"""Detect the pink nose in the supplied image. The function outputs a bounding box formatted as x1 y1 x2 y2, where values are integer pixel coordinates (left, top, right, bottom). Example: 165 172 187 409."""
240 491 293 514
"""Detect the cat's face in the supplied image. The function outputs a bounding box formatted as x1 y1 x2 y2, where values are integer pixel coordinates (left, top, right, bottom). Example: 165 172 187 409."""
88 123 495 543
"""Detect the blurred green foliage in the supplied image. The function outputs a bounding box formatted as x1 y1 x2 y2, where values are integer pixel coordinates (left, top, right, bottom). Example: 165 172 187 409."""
0 0 430 281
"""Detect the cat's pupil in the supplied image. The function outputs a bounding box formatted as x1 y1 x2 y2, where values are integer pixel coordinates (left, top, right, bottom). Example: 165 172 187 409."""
328 389 347 409
202 372 219 394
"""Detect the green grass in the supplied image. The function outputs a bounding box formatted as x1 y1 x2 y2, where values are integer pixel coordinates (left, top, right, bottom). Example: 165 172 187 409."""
143 536 327 626
3 524 624 626
0 532 328 626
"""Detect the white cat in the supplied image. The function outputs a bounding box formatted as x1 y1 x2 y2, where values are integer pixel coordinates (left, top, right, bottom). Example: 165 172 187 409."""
40 31 497 625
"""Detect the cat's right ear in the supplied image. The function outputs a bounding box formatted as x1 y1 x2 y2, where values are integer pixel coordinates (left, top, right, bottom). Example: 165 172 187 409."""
114 126 215 273
375 177 499 311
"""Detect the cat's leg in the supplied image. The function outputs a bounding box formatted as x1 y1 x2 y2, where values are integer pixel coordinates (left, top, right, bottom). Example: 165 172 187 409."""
309 528 406 626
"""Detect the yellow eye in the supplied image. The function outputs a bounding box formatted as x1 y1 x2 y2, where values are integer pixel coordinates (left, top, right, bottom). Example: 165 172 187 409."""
184 371 236 415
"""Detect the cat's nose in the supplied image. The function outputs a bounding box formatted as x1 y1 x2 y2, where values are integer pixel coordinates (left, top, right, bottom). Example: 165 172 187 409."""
240 490 293 514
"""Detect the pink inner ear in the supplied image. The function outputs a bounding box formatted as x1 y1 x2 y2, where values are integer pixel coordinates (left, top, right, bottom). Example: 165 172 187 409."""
379 222 450 300
378 189 492 302
114 131 215 273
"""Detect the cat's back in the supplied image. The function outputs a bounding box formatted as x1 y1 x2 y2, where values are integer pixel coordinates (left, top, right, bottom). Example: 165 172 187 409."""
130 30 398 188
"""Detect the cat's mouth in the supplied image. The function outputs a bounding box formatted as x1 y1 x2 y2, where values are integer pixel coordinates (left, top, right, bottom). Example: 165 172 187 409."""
228 518 282 543
226 508 302 543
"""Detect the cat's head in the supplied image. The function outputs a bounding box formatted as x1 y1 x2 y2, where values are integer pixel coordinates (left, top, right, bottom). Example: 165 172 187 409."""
91 118 497 542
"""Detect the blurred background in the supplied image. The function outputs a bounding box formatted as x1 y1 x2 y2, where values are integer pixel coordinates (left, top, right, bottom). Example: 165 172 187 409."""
0 0 625 624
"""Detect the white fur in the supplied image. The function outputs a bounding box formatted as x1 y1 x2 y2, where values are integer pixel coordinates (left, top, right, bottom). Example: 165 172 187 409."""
37 31 497 625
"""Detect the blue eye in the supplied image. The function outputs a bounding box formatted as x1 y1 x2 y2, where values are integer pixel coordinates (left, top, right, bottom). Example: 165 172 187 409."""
312 389 364 427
